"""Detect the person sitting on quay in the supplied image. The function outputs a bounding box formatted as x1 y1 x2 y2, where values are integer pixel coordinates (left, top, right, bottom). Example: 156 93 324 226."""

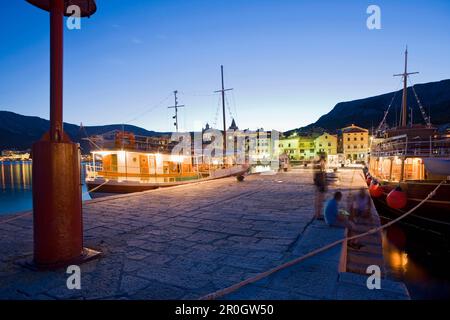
324 191 363 249
350 188 372 222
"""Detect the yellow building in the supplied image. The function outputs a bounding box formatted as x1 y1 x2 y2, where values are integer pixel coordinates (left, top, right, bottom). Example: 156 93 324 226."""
297 136 316 160
278 134 315 161
314 133 337 156
341 124 369 162
278 136 301 160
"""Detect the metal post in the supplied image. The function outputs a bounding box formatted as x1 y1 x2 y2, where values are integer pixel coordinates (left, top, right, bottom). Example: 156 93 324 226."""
29 0 100 268
49 0 64 142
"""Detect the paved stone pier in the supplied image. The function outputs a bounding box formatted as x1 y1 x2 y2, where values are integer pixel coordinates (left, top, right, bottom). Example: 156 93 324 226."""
0 169 408 300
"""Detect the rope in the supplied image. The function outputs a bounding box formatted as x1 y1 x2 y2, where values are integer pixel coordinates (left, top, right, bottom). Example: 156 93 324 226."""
82 178 110 195
199 179 446 300
376 79 402 134
409 80 431 127
0 211 32 225
225 94 234 121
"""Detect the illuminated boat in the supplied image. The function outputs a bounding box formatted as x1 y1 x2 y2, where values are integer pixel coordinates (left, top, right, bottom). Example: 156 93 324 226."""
84 131 249 196
367 49 450 237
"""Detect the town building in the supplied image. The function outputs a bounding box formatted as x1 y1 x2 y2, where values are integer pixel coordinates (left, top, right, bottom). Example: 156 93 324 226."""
278 131 338 162
340 124 370 162
314 133 338 156
0 150 31 161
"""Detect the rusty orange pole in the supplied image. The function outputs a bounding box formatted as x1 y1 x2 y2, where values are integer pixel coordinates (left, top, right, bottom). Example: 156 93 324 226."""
49 0 64 142
28 0 99 268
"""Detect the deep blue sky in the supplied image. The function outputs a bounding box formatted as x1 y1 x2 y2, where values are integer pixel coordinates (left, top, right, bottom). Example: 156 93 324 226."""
1 0 449 132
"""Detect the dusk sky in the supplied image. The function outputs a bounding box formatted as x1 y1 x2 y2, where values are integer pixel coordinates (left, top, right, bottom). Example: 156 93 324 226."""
1 0 449 132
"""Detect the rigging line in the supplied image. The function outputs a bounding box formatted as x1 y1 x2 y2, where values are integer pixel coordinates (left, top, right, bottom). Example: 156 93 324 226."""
231 90 238 122
122 92 173 125
79 122 102 151
178 90 218 97
225 94 234 120
212 95 221 127
408 78 431 126
376 78 403 133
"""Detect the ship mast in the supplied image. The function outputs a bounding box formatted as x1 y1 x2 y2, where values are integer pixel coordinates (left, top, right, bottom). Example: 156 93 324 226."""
214 65 233 164
168 90 185 132
394 46 419 127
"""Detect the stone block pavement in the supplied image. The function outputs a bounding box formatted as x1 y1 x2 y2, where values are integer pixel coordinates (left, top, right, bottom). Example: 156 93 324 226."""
0 168 408 300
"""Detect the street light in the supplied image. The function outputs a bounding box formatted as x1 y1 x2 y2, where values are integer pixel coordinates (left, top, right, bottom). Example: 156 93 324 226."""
27 0 99 268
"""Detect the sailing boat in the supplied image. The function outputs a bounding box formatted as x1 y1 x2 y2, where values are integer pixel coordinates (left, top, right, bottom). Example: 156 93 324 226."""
85 67 249 197
367 48 450 236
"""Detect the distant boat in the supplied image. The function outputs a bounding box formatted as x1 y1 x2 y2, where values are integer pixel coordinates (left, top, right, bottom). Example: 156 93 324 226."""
367 48 450 237
85 131 249 197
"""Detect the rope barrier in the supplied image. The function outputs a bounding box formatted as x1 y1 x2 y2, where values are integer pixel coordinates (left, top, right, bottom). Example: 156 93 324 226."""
82 178 110 195
199 179 446 300
0 211 32 225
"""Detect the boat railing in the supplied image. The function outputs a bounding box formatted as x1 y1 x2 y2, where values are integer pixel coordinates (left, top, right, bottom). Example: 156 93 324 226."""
371 136 450 158
85 160 240 180
85 164 104 179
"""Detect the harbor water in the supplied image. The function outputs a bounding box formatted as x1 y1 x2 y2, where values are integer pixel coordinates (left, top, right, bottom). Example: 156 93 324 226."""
0 161 92 216
380 214 450 300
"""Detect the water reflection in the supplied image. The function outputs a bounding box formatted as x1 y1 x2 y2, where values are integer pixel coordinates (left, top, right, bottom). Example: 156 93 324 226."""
382 221 450 300
0 161 91 216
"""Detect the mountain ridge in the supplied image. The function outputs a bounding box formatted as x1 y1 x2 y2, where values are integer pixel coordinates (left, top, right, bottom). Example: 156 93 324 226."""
1 78 450 151
287 79 450 135
0 110 168 152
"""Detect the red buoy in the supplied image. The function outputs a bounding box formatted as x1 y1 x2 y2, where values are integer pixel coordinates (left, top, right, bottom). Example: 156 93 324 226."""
387 186 407 209
369 180 384 198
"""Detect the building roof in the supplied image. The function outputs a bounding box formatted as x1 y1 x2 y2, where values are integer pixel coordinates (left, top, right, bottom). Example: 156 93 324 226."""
341 124 368 133
229 118 238 130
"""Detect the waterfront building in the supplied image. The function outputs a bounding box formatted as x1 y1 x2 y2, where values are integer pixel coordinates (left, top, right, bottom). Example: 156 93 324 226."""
341 124 369 162
0 150 31 161
278 134 302 160
278 133 316 161
314 133 338 156
246 128 279 163
202 120 279 164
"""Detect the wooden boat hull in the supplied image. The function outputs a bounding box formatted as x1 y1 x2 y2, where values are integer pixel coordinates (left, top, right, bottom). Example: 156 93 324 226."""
86 165 249 196
369 179 450 237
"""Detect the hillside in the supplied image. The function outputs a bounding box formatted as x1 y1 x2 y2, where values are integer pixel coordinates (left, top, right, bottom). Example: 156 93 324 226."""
288 79 450 134
0 111 166 152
